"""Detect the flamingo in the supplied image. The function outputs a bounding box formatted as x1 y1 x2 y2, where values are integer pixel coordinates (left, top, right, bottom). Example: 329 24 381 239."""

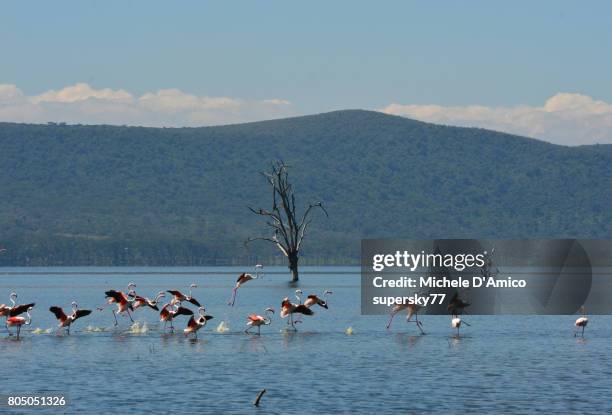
245 308 275 335
160 302 194 331
132 291 165 311
6 306 33 339
304 290 333 309
575 306 589 337
280 297 313 330
184 307 214 338
228 264 263 306
1 292 35 331
168 284 201 307
386 303 425 334
49 302 92 334
451 316 470 337
447 292 470 316
104 290 134 326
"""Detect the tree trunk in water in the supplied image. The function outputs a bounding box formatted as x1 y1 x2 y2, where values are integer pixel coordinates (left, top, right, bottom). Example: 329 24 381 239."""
289 252 299 282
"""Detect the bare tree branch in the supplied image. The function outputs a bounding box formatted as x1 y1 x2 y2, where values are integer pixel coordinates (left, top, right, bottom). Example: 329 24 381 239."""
246 161 327 281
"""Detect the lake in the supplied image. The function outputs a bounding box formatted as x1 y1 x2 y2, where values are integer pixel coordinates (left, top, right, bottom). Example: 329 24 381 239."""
1 266 611 414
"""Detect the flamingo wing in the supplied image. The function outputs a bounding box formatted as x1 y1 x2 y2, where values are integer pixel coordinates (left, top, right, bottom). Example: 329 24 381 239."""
187 297 201 307
167 290 184 299
49 306 67 321
293 305 314 316
9 303 35 317
105 290 123 303
174 306 194 317
146 300 159 310
447 292 458 307
73 309 92 321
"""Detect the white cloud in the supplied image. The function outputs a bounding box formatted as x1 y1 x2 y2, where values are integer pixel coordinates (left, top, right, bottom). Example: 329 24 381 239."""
0 83 295 127
380 93 612 146
1 83 611 145
32 83 132 103
262 98 292 106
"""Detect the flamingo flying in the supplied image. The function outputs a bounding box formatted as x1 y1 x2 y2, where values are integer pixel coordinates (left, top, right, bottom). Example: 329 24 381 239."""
49 302 92 334
575 306 589 337
184 307 214 338
160 302 194 331
6 306 33 339
132 291 165 311
104 290 134 326
386 303 425 334
280 297 313 330
245 308 275 335
228 264 263 306
168 284 201 307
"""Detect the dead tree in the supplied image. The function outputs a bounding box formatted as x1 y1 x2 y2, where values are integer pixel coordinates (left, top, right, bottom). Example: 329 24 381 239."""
246 162 327 282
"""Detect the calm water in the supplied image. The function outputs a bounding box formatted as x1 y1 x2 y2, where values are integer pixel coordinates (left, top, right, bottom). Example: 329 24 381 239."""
1 266 611 414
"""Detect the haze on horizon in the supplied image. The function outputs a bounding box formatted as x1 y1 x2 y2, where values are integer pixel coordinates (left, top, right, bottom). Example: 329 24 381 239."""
2 1 611 145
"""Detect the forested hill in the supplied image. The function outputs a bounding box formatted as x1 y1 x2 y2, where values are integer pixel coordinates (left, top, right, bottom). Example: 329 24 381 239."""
1 110 611 266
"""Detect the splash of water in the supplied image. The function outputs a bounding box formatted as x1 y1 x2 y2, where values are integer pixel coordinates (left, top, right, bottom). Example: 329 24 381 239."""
85 325 106 332
215 321 230 333
345 326 354 335
32 327 53 334
128 322 149 334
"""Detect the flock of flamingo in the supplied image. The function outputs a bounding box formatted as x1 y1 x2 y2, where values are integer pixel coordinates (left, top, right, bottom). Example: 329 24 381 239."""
0 265 334 339
0 265 590 340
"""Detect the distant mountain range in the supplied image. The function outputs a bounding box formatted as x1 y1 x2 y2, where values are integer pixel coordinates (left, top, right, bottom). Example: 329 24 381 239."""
1 110 611 266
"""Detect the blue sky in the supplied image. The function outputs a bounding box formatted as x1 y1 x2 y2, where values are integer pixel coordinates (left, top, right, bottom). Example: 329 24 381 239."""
1 1 612 144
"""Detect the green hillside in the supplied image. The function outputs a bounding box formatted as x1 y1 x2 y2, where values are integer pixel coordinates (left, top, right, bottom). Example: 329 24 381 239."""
1 110 611 266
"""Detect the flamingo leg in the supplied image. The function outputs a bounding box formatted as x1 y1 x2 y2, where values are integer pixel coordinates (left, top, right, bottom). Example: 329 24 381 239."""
258 325 261 336
16 325 21 339
582 326 585 337
386 311 397 329
228 288 237 306
112 310 118 326
126 308 134 323
414 313 425 335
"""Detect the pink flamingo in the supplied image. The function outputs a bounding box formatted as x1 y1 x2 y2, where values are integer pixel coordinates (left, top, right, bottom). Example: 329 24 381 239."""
168 284 201 307
386 303 425 334
575 306 588 337
6 306 33 339
160 302 194 331
49 302 92 334
184 307 214 338
280 297 313 330
245 308 275 335
228 264 263 306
